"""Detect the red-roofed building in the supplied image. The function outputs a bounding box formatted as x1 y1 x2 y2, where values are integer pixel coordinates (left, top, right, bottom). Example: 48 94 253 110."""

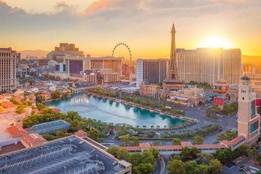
213 96 225 108
21 133 46 148
6 125 27 138
6 125 46 148
214 80 229 94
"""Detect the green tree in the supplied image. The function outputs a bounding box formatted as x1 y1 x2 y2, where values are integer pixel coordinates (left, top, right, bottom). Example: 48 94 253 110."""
133 163 154 174
193 135 204 144
23 91 30 96
119 134 130 146
107 147 129 160
149 148 159 159
173 138 181 145
247 147 258 160
51 90 61 99
256 156 261 167
10 97 21 105
222 103 238 115
107 146 120 157
184 161 200 174
129 136 139 146
218 130 237 141
142 150 156 164
168 159 186 174
209 159 222 174
198 164 209 174
117 147 129 160
233 144 249 157
180 147 200 161
16 105 25 114
88 127 99 140
214 149 233 164
107 147 158 174
35 93 45 103
36 103 46 111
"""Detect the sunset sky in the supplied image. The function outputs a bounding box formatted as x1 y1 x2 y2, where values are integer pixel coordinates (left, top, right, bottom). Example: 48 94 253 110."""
1 0 261 58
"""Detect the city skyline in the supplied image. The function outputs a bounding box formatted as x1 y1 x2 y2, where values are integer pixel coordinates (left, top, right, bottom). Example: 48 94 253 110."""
1 0 261 58
0 1 261 172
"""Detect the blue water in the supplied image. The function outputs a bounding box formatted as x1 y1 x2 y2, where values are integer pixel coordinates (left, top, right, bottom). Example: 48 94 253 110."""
48 94 185 128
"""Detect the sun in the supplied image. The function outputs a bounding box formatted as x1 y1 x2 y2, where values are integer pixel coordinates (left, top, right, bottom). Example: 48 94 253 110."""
199 36 233 48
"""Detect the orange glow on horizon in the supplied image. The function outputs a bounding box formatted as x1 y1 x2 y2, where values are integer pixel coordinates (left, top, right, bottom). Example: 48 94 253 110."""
198 36 234 49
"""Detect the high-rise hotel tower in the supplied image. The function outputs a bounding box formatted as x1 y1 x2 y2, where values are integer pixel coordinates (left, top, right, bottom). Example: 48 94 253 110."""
176 48 241 85
136 59 169 87
0 48 19 92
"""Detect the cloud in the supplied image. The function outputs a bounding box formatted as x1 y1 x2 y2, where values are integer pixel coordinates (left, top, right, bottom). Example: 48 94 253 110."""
0 0 260 55
84 0 109 15
82 0 146 18
0 0 259 34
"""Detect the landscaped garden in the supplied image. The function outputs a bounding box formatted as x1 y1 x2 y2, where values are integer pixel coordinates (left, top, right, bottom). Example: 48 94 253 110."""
206 103 238 118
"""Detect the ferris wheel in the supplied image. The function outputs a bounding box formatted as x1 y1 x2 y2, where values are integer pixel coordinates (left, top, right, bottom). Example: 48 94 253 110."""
112 42 132 62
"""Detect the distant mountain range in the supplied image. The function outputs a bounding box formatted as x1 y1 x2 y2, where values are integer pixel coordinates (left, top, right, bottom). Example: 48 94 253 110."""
20 50 49 59
19 50 261 65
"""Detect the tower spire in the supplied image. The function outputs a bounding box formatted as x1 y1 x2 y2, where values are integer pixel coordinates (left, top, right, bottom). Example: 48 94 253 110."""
171 23 176 33
169 23 177 80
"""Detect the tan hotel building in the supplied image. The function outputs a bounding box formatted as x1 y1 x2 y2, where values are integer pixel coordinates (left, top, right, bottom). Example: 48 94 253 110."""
175 48 241 85
89 56 123 75
0 48 20 92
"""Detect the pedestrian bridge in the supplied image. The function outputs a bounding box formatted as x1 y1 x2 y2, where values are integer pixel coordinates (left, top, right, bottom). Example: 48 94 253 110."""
124 136 246 154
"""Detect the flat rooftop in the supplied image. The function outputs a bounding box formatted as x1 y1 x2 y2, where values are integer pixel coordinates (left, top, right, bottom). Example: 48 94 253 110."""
0 142 25 155
27 120 71 134
0 135 130 174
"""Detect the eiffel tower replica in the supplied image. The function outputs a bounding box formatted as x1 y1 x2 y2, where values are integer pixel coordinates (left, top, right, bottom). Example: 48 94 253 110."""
163 24 184 92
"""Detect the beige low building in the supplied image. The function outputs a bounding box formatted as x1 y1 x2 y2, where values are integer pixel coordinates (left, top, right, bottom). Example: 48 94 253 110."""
227 84 239 102
102 72 120 84
139 83 160 98
163 80 185 91
90 56 123 76
83 73 97 84
168 87 204 106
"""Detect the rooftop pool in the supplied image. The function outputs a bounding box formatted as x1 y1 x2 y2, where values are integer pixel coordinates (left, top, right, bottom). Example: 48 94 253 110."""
48 93 186 128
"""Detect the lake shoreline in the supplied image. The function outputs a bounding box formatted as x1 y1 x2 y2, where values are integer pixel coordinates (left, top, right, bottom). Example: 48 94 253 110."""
47 92 197 130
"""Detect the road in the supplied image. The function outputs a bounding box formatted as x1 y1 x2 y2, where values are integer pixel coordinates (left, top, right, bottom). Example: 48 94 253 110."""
159 156 167 174
153 155 169 174
184 107 237 143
